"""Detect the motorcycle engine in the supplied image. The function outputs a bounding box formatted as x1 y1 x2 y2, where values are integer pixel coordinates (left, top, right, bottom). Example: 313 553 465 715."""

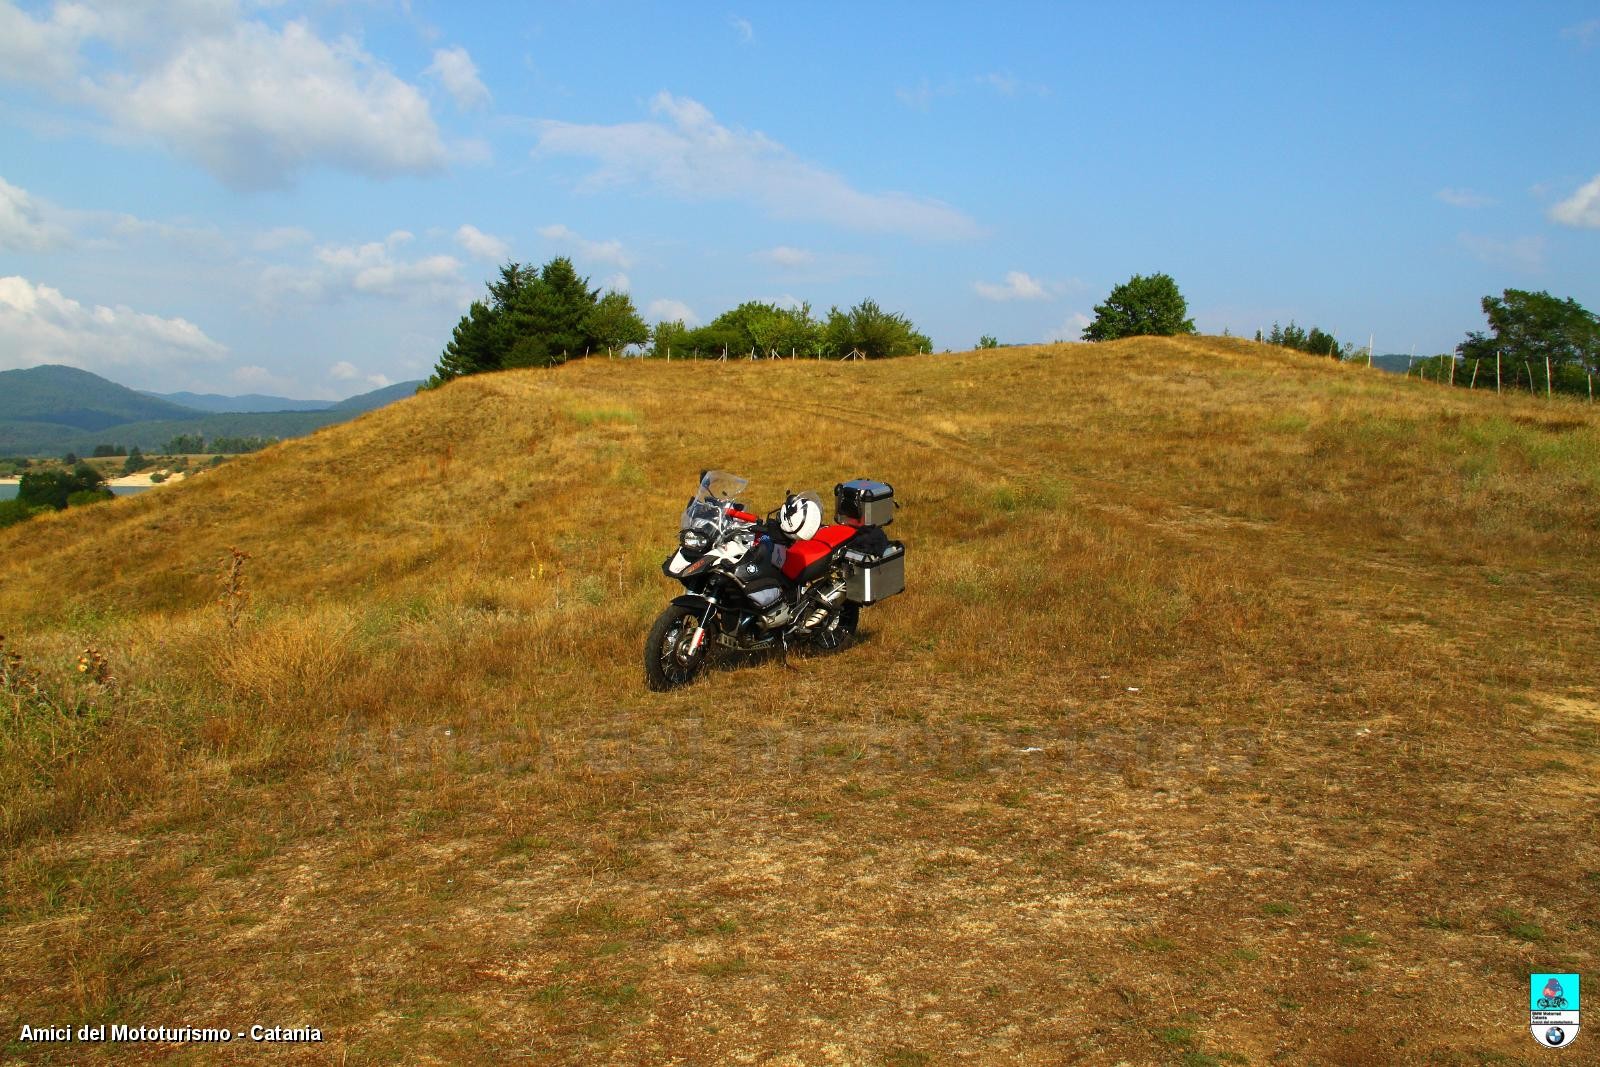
758 602 793 630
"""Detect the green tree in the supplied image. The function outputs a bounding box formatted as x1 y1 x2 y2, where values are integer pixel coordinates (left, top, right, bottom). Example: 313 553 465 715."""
165 433 206 454
1081 272 1195 341
1305 326 1340 358
427 257 604 383
977 335 999 349
532 256 600 360
18 464 107 511
428 299 505 385
122 447 148 475
1456 289 1600 391
584 290 650 354
650 318 692 357
821 299 931 359
676 301 823 358
1267 321 1308 350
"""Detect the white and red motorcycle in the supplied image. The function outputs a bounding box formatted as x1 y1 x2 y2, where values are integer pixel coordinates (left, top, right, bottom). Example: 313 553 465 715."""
645 470 904 690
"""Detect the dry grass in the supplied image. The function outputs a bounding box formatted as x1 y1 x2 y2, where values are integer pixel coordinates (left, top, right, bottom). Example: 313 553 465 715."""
2 336 1598 1064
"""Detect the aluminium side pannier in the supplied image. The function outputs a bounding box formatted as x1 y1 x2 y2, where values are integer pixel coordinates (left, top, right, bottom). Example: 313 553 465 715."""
843 540 905 605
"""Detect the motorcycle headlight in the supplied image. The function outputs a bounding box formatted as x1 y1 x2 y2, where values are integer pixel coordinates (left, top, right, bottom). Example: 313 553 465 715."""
679 527 710 555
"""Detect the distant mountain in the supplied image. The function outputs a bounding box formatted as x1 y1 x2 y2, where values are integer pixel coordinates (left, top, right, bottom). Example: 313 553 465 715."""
1367 353 1417 375
0 365 425 456
142 390 334 414
0 365 202 430
330 380 423 412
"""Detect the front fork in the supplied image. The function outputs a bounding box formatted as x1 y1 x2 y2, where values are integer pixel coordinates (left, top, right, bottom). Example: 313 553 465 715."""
675 595 719 662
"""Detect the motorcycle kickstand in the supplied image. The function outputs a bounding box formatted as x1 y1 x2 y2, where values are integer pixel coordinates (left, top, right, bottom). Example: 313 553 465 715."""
779 633 801 671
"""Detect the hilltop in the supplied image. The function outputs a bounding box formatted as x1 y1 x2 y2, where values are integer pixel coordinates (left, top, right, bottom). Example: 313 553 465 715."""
1 337 1597 1064
0 365 423 455
0 364 199 431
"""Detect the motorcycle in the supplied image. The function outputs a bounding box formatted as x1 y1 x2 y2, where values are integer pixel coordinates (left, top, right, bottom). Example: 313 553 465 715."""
644 470 905 690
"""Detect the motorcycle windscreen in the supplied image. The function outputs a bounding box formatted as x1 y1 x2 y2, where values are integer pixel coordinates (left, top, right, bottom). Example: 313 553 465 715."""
682 470 750 529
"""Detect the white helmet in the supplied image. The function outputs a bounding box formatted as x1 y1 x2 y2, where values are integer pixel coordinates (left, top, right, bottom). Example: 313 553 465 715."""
778 491 822 541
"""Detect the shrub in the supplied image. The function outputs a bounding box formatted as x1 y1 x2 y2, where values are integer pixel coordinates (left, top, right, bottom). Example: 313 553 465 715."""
0 499 37 528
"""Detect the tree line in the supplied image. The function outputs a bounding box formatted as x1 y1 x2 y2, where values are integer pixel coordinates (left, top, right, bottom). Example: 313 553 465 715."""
427 257 933 386
1247 287 1598 396
426 258 1597 398
0 464 112 529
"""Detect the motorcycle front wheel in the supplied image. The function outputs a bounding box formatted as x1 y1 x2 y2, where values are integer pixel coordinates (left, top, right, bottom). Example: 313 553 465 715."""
644 604 714 691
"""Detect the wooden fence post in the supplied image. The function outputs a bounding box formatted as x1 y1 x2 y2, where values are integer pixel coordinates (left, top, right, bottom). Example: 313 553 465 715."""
1546 355 1553 400
1496 350 1501 395
1470 359 1479 389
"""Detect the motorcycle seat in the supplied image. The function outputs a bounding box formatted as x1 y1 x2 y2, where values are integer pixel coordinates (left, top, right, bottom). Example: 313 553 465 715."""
779 524 857 581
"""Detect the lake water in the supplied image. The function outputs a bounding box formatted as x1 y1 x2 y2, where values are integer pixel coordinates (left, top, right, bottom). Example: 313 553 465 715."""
0 484 149 500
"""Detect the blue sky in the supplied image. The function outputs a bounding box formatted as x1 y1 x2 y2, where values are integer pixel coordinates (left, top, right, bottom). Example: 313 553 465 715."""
1 1 1597 398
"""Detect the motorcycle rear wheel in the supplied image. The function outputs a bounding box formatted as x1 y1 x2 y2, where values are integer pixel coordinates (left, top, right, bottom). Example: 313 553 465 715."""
644 605 713 691
809 603 860 653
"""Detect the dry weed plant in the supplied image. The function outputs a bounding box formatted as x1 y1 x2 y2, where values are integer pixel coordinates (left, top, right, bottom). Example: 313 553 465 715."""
218 546 251 631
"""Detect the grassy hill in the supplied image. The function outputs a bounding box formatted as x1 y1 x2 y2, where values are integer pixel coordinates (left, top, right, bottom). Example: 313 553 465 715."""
2 337 1597 1063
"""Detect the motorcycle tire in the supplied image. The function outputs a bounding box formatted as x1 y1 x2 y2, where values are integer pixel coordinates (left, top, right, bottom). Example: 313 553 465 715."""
809 603 860 653
644 604 713 691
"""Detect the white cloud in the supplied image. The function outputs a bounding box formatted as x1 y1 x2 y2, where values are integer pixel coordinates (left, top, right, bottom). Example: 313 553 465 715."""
253 225 314 252
0 5 448 189
329 360 389 388
646 298 698 326
752 245 814 267
102 20 446 188
0 0 89 84
1436 187 1493 209
730 15 753 43
232 364 299 394
1457 232 1546 271
0 174 238 255
425 45 490 109
0 274 226 372
0 176 68 251
262 230 465 303
536 92 980 240
977 71 1019 95
538 223 633 267
894 80 940 111
1562 19 1600 46
974 71 1048 97
455 223 510 261
602 272 630 292
1550 175 1600 228
974 270 1051 302
1045 312 1092 342
897 72 1048 110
